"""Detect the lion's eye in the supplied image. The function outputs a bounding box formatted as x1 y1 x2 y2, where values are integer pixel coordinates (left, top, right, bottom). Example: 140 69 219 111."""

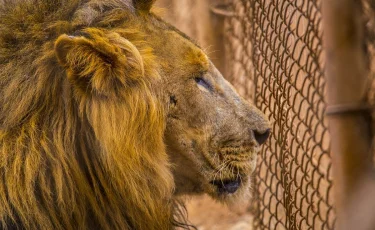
195 77 212 91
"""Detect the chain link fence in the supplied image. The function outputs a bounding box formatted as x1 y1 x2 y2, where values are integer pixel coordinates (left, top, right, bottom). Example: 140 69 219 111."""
223 0 335 229
158 0 375 229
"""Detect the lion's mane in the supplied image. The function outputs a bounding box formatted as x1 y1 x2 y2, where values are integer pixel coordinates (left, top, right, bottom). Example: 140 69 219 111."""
0 1 182 229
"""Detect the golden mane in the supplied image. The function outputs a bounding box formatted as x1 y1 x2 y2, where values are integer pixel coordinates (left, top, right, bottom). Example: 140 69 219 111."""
0 1 182 229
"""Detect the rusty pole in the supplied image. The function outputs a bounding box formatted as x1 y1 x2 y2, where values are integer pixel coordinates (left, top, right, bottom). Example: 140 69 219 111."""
323 0 373 230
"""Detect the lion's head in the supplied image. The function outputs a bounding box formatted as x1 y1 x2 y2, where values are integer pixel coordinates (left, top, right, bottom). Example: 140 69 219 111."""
163 62 270 201
134 2 271 201
0 0 270 229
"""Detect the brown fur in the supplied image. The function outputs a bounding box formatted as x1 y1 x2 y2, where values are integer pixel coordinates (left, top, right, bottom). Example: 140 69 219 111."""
0 1 175 229
0 0 270 229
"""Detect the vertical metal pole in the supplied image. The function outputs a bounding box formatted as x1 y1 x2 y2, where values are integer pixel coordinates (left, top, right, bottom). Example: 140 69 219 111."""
323 1 373 230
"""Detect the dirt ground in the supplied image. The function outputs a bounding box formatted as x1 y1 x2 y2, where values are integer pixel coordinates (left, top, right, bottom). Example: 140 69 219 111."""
185 195 253 230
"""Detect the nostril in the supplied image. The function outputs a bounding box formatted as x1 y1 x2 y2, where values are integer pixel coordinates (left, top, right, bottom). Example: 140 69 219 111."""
253 128 271 145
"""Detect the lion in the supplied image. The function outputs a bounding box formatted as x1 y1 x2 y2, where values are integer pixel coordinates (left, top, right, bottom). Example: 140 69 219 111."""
0 0 271 229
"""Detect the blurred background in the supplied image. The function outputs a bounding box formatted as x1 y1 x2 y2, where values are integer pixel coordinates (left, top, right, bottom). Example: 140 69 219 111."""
155 0 375 230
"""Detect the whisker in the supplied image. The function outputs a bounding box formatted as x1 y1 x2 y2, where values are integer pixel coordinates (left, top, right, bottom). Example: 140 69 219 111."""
211 160 230 182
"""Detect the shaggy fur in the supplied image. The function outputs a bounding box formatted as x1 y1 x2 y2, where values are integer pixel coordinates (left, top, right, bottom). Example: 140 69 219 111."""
0 0 271 229
0 1 177 229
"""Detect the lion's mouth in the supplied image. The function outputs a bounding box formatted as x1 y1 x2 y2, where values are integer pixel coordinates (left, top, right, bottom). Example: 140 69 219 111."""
210 177 241 194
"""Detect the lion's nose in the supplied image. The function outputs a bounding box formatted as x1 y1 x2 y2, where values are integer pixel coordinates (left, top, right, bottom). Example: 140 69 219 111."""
253 129 271 145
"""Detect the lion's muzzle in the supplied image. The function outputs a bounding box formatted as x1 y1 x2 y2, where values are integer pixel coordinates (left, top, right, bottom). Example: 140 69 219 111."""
210 177 241 194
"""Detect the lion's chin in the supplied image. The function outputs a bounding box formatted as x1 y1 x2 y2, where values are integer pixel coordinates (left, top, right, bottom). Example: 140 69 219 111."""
205 175 252 203
202 154 257 201
210 177 242 194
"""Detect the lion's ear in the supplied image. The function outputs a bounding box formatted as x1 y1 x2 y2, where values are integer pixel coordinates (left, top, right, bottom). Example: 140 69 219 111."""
55 29 144 95
133 0 156 12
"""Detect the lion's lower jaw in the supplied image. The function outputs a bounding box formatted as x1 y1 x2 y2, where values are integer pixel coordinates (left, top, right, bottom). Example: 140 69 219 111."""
195 157 257 202
172 171 252 202
206 176 252 204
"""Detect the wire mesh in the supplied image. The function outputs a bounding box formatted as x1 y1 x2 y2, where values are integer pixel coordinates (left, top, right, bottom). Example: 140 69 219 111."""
224 0 335 229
